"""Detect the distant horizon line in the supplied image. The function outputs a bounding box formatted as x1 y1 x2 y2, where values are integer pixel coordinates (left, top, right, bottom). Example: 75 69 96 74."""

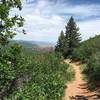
13 34 100 44
12 39 56 44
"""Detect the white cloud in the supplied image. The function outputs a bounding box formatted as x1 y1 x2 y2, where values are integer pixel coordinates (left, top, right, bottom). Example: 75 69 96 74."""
78 19 100 40
13 0 100 42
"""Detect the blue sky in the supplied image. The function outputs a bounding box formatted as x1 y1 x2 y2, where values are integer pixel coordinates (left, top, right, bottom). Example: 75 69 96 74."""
11 0 100 43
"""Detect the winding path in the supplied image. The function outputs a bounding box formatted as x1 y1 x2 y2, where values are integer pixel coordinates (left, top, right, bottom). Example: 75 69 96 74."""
64 59 100 100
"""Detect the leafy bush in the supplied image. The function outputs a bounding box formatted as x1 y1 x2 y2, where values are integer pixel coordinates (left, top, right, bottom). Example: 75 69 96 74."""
83 52 100 81
5 52 74 100
72 35 100 63
0 44 31 99
72 35 100 82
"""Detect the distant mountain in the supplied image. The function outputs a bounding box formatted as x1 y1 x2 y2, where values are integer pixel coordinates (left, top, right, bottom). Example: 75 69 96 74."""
10 40 37 48
30 41 54 47
10 40 54 49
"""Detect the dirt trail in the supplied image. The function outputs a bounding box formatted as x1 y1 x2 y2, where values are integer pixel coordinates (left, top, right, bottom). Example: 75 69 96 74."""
64 59 100 100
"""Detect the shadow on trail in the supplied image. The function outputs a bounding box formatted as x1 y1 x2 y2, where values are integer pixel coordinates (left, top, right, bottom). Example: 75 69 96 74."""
75 82 100 100
69 94 100 100
68 82 100 100
69 95 88 100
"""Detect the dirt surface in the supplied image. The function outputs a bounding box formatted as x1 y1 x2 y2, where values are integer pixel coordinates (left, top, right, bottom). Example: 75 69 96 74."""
64 59 100 100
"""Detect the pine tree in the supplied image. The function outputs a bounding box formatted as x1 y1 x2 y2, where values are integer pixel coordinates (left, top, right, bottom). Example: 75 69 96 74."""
55 30 65 53
64 16 81 57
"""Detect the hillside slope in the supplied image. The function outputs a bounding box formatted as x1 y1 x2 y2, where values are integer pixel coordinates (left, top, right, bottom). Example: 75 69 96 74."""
72 35 100 62
72 35 100 83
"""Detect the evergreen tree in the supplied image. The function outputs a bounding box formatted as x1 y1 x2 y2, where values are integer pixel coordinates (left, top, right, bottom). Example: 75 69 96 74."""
64 16 81 57
55 31 65 54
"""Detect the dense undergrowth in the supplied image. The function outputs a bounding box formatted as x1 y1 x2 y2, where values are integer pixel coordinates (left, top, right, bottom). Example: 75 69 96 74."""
0 44 74 100
72 35 100 83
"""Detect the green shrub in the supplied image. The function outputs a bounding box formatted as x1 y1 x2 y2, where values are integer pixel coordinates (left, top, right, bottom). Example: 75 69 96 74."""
0 44 30 99
83 52 100 81
72 35 100 82
72 35 100 63
6 52 74 100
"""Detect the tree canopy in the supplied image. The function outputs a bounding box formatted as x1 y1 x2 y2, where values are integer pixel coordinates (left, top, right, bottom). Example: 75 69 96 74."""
55 30 65 53
0 0 24 45
55 16 81 58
